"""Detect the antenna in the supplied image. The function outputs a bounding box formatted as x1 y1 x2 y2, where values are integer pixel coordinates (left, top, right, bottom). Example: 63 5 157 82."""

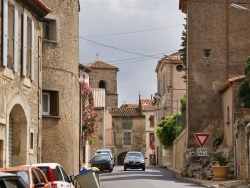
96 53 99 60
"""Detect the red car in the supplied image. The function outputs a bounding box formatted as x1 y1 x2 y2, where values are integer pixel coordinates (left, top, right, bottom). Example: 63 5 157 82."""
0 165 50 188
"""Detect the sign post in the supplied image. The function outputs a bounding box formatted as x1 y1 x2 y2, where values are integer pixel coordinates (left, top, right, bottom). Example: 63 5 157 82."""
194 133 210 179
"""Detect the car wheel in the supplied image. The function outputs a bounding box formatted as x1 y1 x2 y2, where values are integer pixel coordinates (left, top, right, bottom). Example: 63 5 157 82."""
109 167 113 173
142 167 145 171
124 166 127 171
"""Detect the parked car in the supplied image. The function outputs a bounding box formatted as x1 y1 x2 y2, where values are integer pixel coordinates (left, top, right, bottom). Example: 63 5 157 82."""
0 165 50 188
123 151 146 171
32 163 75 188
95 149 115 167
90 153 113 172
0 172 29 188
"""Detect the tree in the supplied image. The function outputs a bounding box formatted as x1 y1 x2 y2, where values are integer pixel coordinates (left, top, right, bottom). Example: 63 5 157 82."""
156 114 182 149
179 18 187 82
180 94 187 113
80 81 98 145
156 95 186 149
238 56 250 108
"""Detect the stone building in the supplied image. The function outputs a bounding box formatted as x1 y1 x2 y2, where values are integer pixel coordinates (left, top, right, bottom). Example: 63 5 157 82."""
154 52 186 167
139 98 155 166
40 0 80 175
87 60 119 108
108 105 146 165
0 0 51 166
86 60 118 154
178 0 250 179
179 0 250 148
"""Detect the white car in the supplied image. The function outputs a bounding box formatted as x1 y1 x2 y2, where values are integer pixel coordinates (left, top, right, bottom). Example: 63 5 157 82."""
32 163 75 188
95 149 115 167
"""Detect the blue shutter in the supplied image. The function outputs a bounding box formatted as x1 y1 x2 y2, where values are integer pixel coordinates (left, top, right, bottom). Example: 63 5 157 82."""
3 0 8 67
30 20 34 80
14 6 19 72
22 12 27 76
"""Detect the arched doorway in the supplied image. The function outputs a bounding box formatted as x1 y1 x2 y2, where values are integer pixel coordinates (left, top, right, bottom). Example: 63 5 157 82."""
7 104 27 166
117 152 127 165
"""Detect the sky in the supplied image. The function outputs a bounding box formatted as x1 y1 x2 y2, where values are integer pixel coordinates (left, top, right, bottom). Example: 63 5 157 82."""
79 0 186 107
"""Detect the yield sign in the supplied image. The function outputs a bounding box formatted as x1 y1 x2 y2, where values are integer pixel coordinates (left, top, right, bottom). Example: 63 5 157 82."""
194 133 210 147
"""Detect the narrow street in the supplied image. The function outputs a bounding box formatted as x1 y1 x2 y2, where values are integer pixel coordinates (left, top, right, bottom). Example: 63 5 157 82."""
99 166 204 188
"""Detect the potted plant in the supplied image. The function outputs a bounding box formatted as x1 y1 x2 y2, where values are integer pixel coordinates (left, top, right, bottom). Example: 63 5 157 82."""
211 153 230 180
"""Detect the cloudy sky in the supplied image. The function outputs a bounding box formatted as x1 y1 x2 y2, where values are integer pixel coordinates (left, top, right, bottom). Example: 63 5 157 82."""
79 0 186 106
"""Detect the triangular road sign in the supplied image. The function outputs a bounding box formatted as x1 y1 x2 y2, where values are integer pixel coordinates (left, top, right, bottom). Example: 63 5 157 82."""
194 133 210 147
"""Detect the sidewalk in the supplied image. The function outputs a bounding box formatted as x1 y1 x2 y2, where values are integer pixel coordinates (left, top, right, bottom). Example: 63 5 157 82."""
166 166 244 188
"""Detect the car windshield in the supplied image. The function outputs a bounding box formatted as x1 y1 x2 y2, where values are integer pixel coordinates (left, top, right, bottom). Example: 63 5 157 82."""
97 151 110 155
92 155 109 162
8 170 30 186
126 153 143 158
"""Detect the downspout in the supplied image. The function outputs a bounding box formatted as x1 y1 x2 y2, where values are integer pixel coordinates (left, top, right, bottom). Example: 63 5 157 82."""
37 36 42 163
79 71 82 171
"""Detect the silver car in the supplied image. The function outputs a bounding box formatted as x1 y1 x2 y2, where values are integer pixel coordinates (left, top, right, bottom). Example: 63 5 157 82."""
95 149 115 167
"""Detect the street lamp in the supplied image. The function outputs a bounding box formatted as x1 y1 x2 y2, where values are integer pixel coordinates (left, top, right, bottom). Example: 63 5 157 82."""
231 3 250 11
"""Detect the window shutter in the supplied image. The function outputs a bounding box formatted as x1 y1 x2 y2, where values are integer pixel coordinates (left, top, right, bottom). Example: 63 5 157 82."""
14 6 19 72
30 20 34 80
22 12 27 76
3 0 8 67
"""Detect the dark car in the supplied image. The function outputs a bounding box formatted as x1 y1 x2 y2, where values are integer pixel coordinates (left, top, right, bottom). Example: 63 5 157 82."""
0 172 29 188
123 151 146 171
90 153 113 173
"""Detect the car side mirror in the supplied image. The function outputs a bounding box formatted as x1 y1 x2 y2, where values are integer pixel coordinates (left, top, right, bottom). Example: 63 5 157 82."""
145 157 147 159
70 175 76 181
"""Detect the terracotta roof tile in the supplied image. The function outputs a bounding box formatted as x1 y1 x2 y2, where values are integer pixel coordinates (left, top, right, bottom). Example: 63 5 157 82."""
87 60 119 70
140 99 154 111
219 75 245 92
108 108 143 117
120 104 138 108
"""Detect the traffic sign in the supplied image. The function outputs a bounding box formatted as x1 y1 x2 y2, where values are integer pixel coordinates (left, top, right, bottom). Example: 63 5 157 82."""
197 148 207 156
194 133 210 147
150 144 155 150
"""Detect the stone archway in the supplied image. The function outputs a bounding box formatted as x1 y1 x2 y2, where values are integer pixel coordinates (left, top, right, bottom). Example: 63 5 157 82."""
7 104 27 166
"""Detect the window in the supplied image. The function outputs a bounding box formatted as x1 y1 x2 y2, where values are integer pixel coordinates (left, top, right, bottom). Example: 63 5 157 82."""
22 13 34 79
42 90 59 116
7 2 14 71
149 115 154 127
226 106 230 124
123 132 131 145
99 80 105 89
122 118 132 129
149 133 155 146
203 49 211 58
42 92 50 115
42 18 57 42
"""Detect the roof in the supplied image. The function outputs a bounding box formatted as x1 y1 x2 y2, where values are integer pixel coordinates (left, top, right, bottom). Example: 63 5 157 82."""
108 108 143 117
87 60 119 70
219 75 245 92
120 104 138 108
140 99 154 111
179 0 187 13
79 64 92 72
155 52 183 72
19 0 52 19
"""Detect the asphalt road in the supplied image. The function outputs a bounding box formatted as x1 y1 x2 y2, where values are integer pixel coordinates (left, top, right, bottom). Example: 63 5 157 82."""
99 166 204 188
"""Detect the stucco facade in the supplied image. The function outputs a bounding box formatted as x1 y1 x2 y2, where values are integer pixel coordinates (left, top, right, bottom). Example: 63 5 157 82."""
154 52 186 167
0 0 51 166
40 1 80 175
